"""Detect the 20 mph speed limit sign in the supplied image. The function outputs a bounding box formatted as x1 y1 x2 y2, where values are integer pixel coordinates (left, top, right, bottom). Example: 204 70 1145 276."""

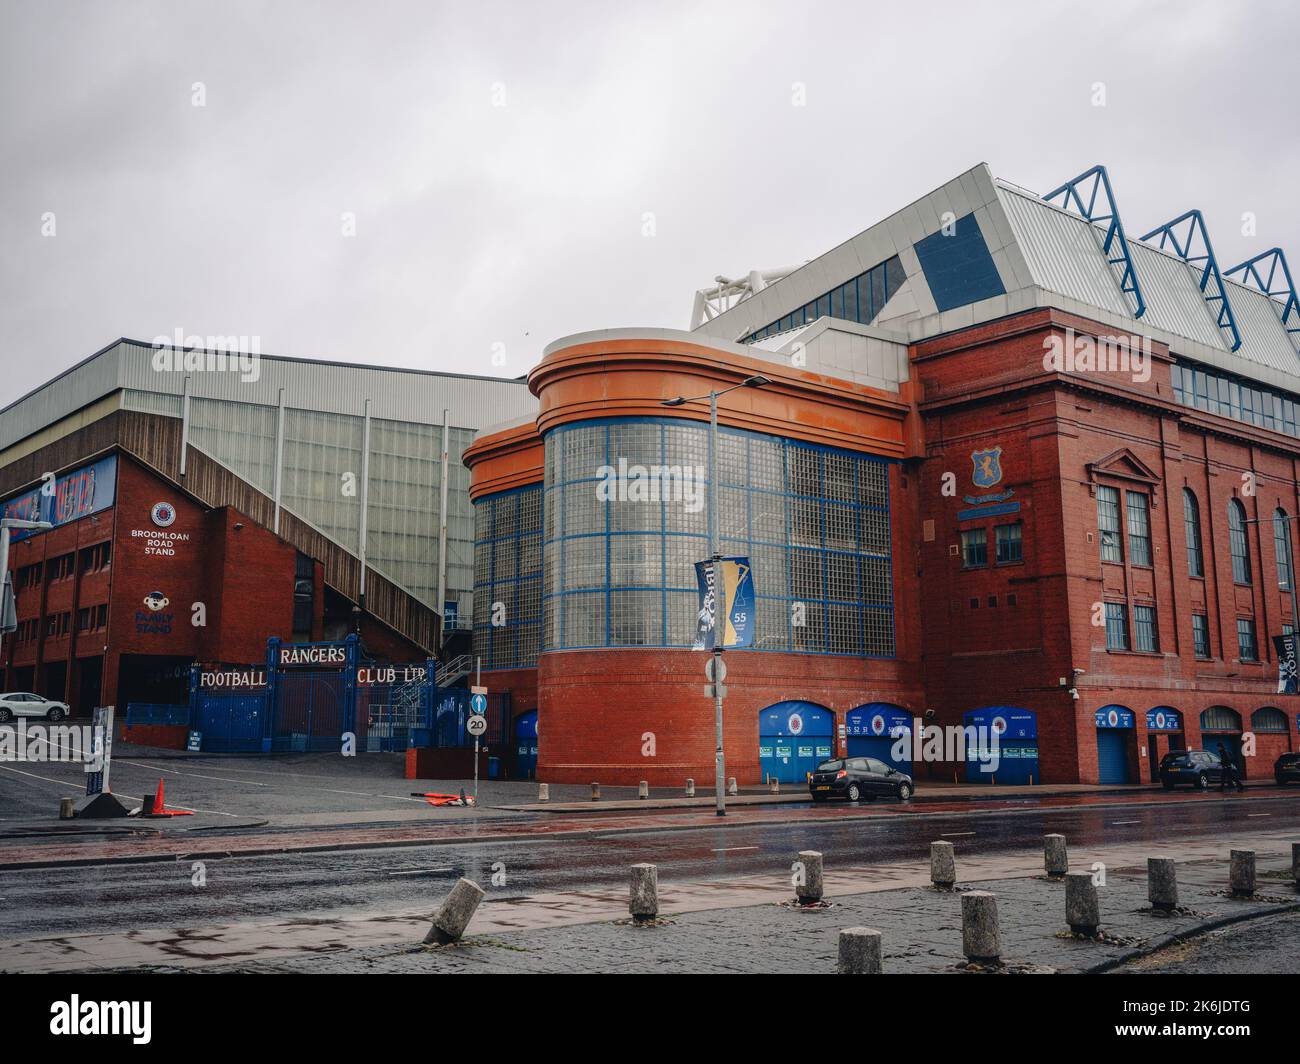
466 715 488 737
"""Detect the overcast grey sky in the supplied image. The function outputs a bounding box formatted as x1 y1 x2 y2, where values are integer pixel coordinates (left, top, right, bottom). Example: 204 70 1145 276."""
2 0 1297 402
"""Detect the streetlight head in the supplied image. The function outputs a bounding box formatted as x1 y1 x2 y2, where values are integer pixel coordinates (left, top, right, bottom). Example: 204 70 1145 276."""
661 396 687 407
742 374 771 388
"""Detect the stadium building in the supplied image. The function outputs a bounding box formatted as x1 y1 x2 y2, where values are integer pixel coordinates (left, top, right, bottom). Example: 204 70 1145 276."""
466 162 1300 786
0 339 533 714
5 162 1299 785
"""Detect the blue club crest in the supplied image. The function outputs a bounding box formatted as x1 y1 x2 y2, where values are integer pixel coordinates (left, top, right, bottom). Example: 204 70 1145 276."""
971 447 1003 489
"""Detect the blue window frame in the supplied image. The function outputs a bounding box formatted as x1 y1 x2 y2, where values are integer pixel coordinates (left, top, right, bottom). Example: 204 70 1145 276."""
743 255 905 342
1133 604 1159 653
472 484 543 670
542 418 894 657
1105 602 1129 650
1236 617 1258 662
1191 613 1211 658
1174 360 1300 441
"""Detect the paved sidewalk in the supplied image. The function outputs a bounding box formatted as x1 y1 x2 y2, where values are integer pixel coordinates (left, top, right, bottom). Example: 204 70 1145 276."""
4 832 1296 973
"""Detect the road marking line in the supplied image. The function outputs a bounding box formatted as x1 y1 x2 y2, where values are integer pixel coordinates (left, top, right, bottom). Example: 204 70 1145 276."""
388 867 456 876
711 846 759 852
1247 813 1271 818
114 759 270 786
0 763 85 790
941 831 976 837
1110 820 1141 825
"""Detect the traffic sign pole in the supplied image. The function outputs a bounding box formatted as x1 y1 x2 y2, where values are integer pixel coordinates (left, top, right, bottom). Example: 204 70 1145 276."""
709 390 726 817
472 662 483 802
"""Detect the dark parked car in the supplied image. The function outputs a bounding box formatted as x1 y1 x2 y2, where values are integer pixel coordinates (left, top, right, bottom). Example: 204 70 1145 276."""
1159 749 1227 790
1276 753 1300 786
810 757 913 802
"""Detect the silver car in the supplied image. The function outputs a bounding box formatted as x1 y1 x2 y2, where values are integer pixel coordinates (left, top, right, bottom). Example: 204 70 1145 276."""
0 692 70 723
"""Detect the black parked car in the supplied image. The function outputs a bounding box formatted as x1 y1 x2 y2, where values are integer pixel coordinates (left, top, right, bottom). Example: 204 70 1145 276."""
810 757 913 802
1159 749 1227 790
1276 752 1300 786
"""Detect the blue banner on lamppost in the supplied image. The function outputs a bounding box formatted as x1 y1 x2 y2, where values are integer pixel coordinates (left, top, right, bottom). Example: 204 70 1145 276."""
692 556 754 650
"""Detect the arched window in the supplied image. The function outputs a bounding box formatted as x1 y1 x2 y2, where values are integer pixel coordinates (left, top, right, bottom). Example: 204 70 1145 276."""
1250 707 1289 733
1228 499 1251 584
1201 706 1242 732
1274 509 1294 592
1183 489 1204 578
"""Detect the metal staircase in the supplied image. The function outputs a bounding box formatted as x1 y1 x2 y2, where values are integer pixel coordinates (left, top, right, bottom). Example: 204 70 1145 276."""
435 654 474 687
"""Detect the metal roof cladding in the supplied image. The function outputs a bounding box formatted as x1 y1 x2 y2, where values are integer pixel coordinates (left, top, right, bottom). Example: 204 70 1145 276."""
695 162 1300 398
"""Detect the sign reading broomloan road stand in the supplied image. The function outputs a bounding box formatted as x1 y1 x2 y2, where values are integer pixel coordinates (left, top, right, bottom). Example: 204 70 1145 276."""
692 557 754 651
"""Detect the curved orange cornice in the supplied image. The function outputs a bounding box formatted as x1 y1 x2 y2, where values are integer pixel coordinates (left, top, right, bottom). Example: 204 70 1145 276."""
464 420 543 501
528 337 910 457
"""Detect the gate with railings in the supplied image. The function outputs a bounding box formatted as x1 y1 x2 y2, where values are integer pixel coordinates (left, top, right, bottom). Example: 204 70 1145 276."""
186 637 464 755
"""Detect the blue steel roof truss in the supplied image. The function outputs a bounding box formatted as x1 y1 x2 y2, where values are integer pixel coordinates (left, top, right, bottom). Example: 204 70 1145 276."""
1043 165 1147 319
1140 209 1243 352
1225 248 1300 354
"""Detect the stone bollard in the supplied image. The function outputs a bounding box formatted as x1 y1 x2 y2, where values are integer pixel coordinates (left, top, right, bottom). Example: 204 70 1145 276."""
930 841 956 890
1065 871 1100 936
837 927 882 974
961 891 1001 964
728 777 738 796
1148 858 1178 911
59 797 75 820
629 863 658 922
590 782 600 801
795 850 824 905
638 780 649 800
423 878 485 945
685 778 695 797
1044 834 1068 878
537 783 549 803
769 779 780 794
1230 849 1256 897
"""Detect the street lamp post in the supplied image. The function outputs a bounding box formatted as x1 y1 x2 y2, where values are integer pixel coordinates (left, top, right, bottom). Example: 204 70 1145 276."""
663 374 770 816
0 518 55 667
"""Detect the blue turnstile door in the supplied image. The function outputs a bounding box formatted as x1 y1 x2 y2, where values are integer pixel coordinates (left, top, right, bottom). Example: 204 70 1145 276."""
515 710 539 779
759 701 834 784
1096 728 1130 784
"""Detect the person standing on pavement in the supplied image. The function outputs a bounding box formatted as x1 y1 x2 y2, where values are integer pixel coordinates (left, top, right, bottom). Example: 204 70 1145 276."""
1217 742 1245 793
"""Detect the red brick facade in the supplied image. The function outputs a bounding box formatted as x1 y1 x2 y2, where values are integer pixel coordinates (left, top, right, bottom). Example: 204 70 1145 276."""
475 312 1300 785
2 452 424 714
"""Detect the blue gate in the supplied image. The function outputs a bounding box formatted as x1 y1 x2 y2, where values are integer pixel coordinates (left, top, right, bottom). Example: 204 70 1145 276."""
273 669 349 752
964 706 1039 784
196 693 266 753
185 637 476 755
515 710 539 779
759 701 834 784
1095 705 1135 783
846 703 912 774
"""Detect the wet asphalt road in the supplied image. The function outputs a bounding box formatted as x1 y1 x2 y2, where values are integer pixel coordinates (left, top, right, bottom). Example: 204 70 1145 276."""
2 792 1298 941
1117 910 1300 975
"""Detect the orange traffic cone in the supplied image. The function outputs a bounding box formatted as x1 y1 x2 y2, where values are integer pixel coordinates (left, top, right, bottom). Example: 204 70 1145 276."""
151 777 194 817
